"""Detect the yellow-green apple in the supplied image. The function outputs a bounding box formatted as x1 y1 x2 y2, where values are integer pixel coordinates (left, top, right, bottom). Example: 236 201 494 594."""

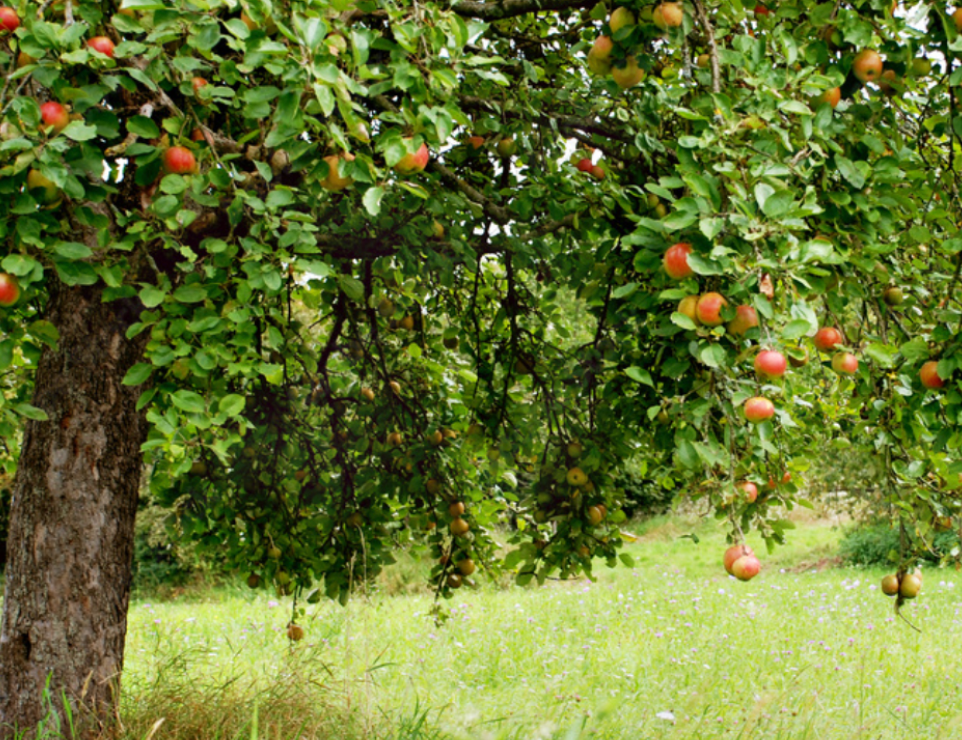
567 467 587 486
609 7 635 32
920 360 945 389
813 326 843 352
320 152 355 191
678 295 700 324
695 292 728 326
832 352 858 375
26 169 62 207
587 36 613 75
852 49 883 83
652 2 683 30
611 56 645 89
881 574 899 596
696 53 710 68
754 349 787 379
816 87 841 108
497 137 516 157
663 242 693 279
744 396 774 423
882 286 903 306
911 58 931 77
899 572 921 599
727 305 758 336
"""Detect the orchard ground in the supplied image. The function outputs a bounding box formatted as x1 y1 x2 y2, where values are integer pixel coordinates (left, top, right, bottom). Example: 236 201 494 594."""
24 511 962 740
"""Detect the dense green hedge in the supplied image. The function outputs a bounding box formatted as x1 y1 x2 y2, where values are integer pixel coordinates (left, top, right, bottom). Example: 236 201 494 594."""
839 522 961 568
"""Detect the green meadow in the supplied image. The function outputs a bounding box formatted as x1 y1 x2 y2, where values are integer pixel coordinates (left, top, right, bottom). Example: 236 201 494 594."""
102 515 962 740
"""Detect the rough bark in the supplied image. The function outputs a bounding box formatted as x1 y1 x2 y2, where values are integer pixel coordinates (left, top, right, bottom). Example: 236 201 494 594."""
0 280 149 739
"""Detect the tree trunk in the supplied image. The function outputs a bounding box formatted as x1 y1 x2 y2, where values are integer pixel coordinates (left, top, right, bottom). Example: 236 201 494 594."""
0 280 149 739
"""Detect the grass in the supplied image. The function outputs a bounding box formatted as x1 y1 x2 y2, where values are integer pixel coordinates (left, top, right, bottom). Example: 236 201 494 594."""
103 511 962 739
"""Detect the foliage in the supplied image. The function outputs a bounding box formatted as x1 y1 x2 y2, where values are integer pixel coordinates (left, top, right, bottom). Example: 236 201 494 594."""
839 519 962 567
3 0 962 619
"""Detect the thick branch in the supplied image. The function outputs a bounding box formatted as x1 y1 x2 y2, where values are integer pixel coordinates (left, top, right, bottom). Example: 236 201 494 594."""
691 0 720 95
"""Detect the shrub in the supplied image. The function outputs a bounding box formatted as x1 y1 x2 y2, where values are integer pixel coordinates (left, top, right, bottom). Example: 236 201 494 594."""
839 521 961 567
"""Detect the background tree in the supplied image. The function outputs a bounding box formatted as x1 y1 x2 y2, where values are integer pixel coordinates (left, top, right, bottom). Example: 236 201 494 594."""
1 0 961 736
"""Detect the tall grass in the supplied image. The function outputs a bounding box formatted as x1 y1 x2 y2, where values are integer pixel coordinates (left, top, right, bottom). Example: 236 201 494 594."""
20 512 962 739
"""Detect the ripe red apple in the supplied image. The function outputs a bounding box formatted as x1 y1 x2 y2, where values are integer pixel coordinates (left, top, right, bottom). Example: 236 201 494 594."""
590 165 605 180
727 305 758 336
754 350 787 379
754 4 771 15
40 102 70 133
192 77 208 94
954 8 962 32
320 152 355 191
0 6 19 32
696 292 728 326
652 2 683 30
852 49 883 84
731 554 761 581
813 326 843 352
832 352 858 375
817 87 841 108
576 157 593 173
744 396 774 423
88 36 116 58
663 242 693 279
678 295 700 325
394 139 429 174
920 360 945 390
737 480 758 503
466 135 485 150
162 145 197 175
724 544 754 575
0 273 20 307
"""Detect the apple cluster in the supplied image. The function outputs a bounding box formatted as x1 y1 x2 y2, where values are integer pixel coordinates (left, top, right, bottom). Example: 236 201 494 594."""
585 3 683 90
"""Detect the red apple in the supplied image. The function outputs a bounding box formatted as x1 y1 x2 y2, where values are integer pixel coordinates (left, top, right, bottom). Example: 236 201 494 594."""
0 273 20 307
576 158 594 173
754 4 771 15
320 152 355 191
652 2 683 30
40 102 70 133
590 165 605 180
466 135 485 150
920 360 945 390
587 36 613 75
663 242 693 279
813 326 843 352
754 350 787 379
724 544 755 575
817 87 841 108
852 49 883 84
737 480 758 503
696 292 728 326
394 139 429 174
192 77 208 94
88 36 115 58
162 145 197 175
744 396 774 423
731 554 761 581
0 6 19 32
727 305 758 336
832 352 858 375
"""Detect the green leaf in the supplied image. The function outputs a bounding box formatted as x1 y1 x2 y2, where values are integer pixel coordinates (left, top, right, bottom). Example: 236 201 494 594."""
12 403 48 421
362 186 384 216
139 285 166 308
123 363 154 386
171 390 207 414
625 366 653 386
218 394 246 417
899 337 930 362
781 319 813 340
127 116 160 138
337 275 365 301
55 261 99 285
836 156 867 190
700 343 727 368
173 285 208 303
53 241 93 259
864 342 897 368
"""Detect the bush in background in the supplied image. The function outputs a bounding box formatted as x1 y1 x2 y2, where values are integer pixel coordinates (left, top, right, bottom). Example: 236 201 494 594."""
839 521 960 567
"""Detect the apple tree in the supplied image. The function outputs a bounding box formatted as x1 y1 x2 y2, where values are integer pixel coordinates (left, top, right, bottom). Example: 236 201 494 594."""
1 0 961 735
